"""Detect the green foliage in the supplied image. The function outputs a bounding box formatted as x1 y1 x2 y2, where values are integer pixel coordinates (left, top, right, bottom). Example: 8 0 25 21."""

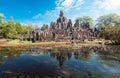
1 22 18 39
77 16 94 28
97 13 120 44
0 15 34 39
100 26 120 44
14 22 31 35
26 24 34 32
96 13 120 28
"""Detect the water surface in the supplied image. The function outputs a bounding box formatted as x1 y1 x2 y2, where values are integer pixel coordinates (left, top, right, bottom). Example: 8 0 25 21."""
0 46 120 78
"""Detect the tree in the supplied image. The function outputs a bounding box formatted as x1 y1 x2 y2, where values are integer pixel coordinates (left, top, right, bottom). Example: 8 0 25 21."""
96 13 120 28
25 24 34 35
100 26 120 45
77 16 94 28
2 22 18 39
14 22 26 35
0 14 35 39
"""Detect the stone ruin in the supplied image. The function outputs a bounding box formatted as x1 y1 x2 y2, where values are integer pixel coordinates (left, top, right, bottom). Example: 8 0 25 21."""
21 10 101 42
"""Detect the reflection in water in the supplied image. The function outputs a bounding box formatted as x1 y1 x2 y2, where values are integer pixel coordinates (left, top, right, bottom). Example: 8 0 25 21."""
0 46 120 78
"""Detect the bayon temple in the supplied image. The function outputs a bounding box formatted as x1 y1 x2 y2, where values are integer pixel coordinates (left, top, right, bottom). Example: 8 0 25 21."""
21 10 101 42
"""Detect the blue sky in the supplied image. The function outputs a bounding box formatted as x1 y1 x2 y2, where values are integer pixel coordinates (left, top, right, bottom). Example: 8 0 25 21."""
0 0 120 26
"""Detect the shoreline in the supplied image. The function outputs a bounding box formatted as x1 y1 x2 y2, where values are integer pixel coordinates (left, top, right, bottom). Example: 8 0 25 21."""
0 40 103 48
0 39 119 48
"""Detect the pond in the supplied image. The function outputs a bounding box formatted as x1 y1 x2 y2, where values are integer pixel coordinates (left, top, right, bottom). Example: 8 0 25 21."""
0 46 120 78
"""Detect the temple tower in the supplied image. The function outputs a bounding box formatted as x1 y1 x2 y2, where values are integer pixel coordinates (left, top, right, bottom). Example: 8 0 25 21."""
57 10 68 30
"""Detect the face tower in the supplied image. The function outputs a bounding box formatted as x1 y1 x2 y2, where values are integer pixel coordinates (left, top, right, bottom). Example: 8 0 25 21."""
57 10 68 29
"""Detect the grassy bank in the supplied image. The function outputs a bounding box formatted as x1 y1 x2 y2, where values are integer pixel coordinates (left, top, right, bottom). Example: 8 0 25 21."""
0 39 70 48
0 39 104 48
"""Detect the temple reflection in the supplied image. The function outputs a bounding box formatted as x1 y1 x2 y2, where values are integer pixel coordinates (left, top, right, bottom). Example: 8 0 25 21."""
0 45 119 67
0 46 120 78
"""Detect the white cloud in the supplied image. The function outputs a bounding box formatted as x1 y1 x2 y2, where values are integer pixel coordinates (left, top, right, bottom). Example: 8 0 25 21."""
31 0 84 25
93 0 120 10
31 0 120 26
72 0 84 8
61 0 74 7
50 0 84 22
104 0 120 10
89 0 120 20
55 0 64 6
33 13 42 19
21 20 43 27
55 0 84 11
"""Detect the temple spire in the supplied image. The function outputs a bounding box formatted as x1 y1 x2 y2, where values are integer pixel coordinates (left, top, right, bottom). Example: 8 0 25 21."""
59 10 64 17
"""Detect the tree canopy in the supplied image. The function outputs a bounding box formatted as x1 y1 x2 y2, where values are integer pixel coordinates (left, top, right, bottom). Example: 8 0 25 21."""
96 13 120 28
77 16 94 28
96 13 120 44
0 15 34 39
100 26 120 45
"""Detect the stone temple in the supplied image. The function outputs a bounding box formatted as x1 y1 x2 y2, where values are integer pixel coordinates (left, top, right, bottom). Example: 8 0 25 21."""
21 10 101 42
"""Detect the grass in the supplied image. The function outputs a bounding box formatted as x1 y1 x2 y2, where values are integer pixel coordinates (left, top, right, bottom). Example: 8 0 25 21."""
7 40 32 44
84 39 105 44
0 39 71 48
0 39 104 48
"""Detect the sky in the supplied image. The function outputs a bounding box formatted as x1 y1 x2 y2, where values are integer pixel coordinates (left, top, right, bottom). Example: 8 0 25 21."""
0 0 120 26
